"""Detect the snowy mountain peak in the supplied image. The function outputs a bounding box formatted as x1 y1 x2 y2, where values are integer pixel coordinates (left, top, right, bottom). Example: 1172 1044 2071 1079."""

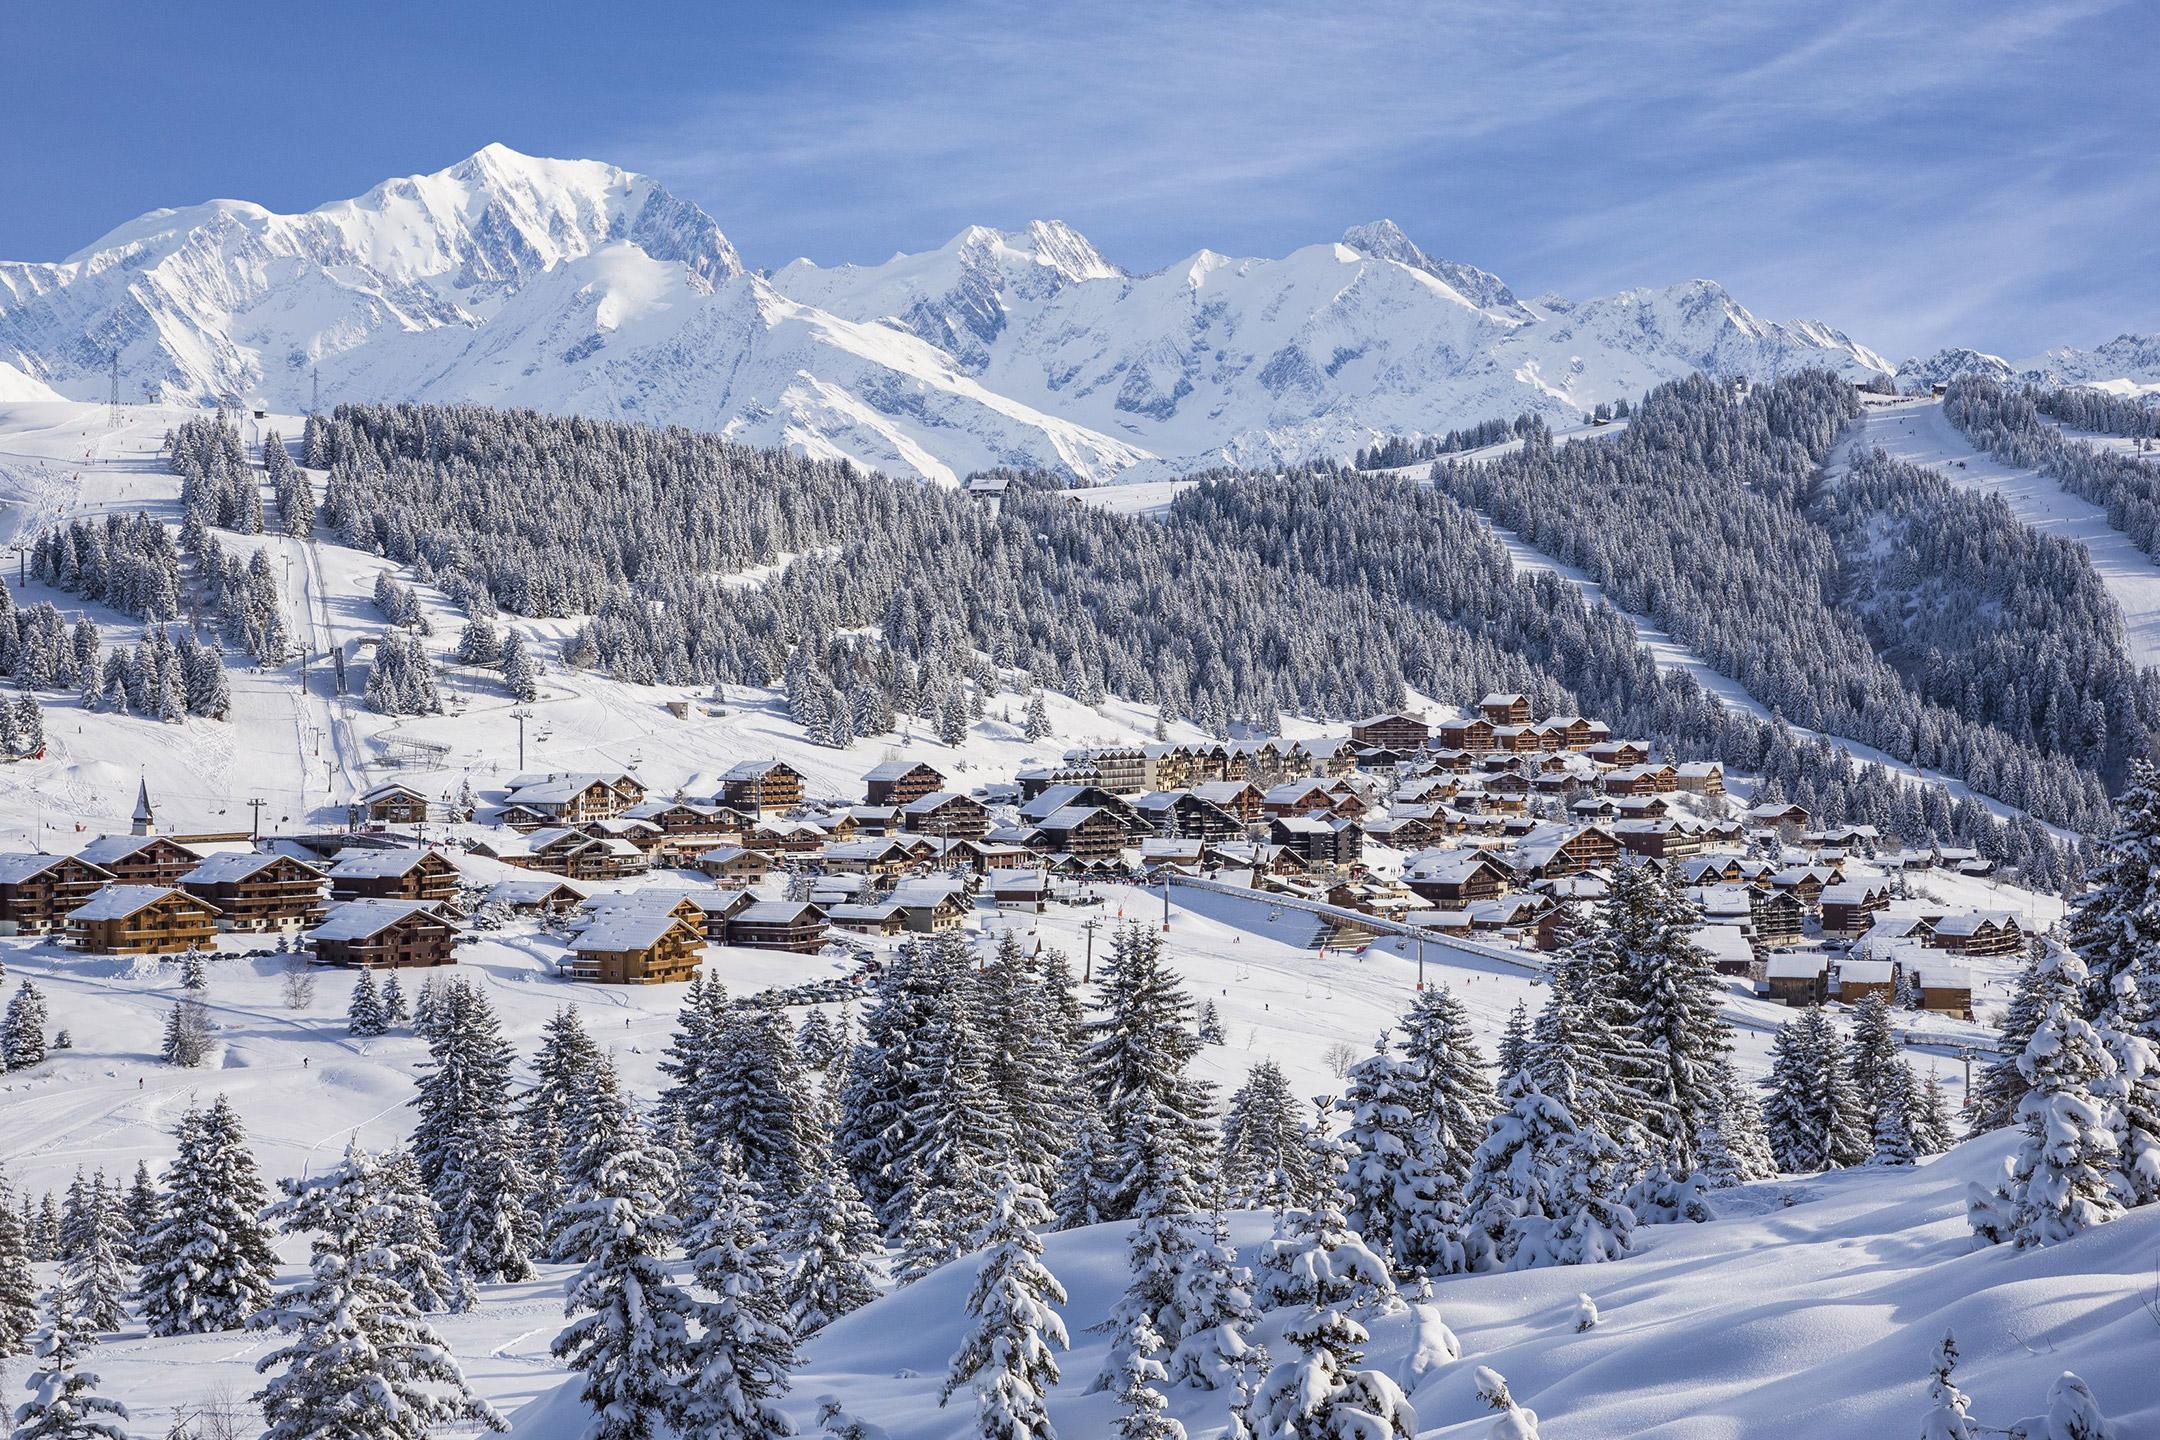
1339 219 1528 319
2 148 1909 483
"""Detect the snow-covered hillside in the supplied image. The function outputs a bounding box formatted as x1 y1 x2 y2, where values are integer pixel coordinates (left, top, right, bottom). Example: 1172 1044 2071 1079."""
0 146 1894 484
1899 334 2160 398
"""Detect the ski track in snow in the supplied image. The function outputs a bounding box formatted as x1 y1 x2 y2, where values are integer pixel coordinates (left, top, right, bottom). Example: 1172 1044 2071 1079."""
1839 397 2160 670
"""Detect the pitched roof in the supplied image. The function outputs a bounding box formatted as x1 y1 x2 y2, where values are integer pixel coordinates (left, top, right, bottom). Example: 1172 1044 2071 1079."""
68 884 202 922
180 852 322 886
572 911 698 952
308 899 449 942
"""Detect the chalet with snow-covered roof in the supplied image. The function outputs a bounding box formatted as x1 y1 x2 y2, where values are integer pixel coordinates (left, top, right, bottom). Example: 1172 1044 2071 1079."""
726 900 829 953
1673 761 1726 796
66 884 221 955
1747 800 1812 831
325 848 461 903
1768 865 1841 911
483 878 587 917
1508 824 1618 879
1270 815 1363 868
1583 741 1651 768
1403 852 1510 905
1763 953 1829 1007
180 852 329 932
902 791 991 842
1923 911 2024 959
1031 806 1130 861
75 835 203 887
1612 818 1708 861
565 908 704 985
357 781 431 826
1067 745 1146 795
307 900 456 969
1478 693 1533 726
720 759 805 815
622 800 749 845
0 853 115 935
1349 711 1430 752
1910 958 1975 1019
1833 957 1898 1007
1133 790 1248 842
695 846 774 885
863 760 946 809
827 902 908 937
499 773 636 827
1820 881 1892 940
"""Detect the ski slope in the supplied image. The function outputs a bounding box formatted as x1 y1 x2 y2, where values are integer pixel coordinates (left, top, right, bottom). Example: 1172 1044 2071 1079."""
1839 397 2160 670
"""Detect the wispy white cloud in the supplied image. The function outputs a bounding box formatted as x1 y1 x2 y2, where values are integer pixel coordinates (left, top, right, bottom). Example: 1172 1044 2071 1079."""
596 0 2157 356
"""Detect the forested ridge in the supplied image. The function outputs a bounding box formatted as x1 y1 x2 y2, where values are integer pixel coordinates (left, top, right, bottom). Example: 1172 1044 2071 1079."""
299 372 2120 876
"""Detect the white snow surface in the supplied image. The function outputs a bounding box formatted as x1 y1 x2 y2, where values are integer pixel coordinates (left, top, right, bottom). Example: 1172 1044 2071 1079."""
0 146 1893 484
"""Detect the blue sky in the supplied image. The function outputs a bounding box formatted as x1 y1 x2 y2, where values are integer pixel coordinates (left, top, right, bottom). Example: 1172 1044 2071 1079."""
5 1 2155 359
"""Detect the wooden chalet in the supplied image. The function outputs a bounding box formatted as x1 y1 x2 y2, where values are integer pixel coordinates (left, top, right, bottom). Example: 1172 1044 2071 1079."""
901 791 992 842
0 853 115 935
721 759 805 814
483 878 587 916
863 760 946 809
1477 692 1533 726
1819 881 1891 940
179 852 330 932
326 848 461 903
725 900 829 953
1031 806 1131 861
307 900 456 969
1437 717 1497 752
696 846 775 885
356 781 430 826
1923 911 2024 959
1269 815 1363 868
565 909 704 984
1763 954 1829 1008
1349 711 1431 752
66 884 221 955
1403 853 1510 905
76 835 203 887
499 772 636 828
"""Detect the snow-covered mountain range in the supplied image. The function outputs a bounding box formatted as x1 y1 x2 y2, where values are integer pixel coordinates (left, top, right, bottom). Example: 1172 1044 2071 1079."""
1898 334 2160 397
3 143 2142 483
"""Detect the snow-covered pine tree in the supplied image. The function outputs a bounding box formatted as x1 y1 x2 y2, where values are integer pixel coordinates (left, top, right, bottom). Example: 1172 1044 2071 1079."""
456 617 501 667
137 1096 277 1336
892 969 1011 1282
1761 1007 1868 1172
527 1005 604 1260
1108 1310 1183 1440
1868 1062 1920 1167
1972 948 2083 1133
701 1003 817 1206
783 1142 883 1335
0 1168 34 1356
1086 924 1216 1221
1473 1367 1540 1440
380 971 410 1026
409 979 534 1282
1221 1060 1319 1212
941 1178 1068 1440
1338 1041 1460 1278
1918 1331 1977 1440
346 969 387 1037
1250 1184 1415 1440
1462 1075 1633 1271
550 1060 706 1439
375 1146 473 1315
162 994 214 1067
12 1280 128 1440
1997 983 2124 1250
1607 864 1730 1169
1496 1001 1531 1077
980 931 1079 1198
682 1145 798 1440
1846 994 1903 1134
1165 1201 1258 1391
500 629 540 702
2096 971 2160 1208
1023 690 1052 741
63 1176 128 1333
2 980 48 1068
1912 1070 1958 1157
839 938 957 1229
2067 758 2160 1007
1091 1090 1211 1395
1051 1094 1119 1230
255 1142 504 1440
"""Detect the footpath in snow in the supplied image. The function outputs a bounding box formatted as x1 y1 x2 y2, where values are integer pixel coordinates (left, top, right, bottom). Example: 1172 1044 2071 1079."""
1839 397 2160 670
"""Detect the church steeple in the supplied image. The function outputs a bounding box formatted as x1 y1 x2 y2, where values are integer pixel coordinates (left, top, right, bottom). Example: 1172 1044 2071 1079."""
131 777 155 836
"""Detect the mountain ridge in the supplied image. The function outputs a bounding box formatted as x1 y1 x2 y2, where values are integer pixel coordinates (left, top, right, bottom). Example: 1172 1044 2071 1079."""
4 142 2139 482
